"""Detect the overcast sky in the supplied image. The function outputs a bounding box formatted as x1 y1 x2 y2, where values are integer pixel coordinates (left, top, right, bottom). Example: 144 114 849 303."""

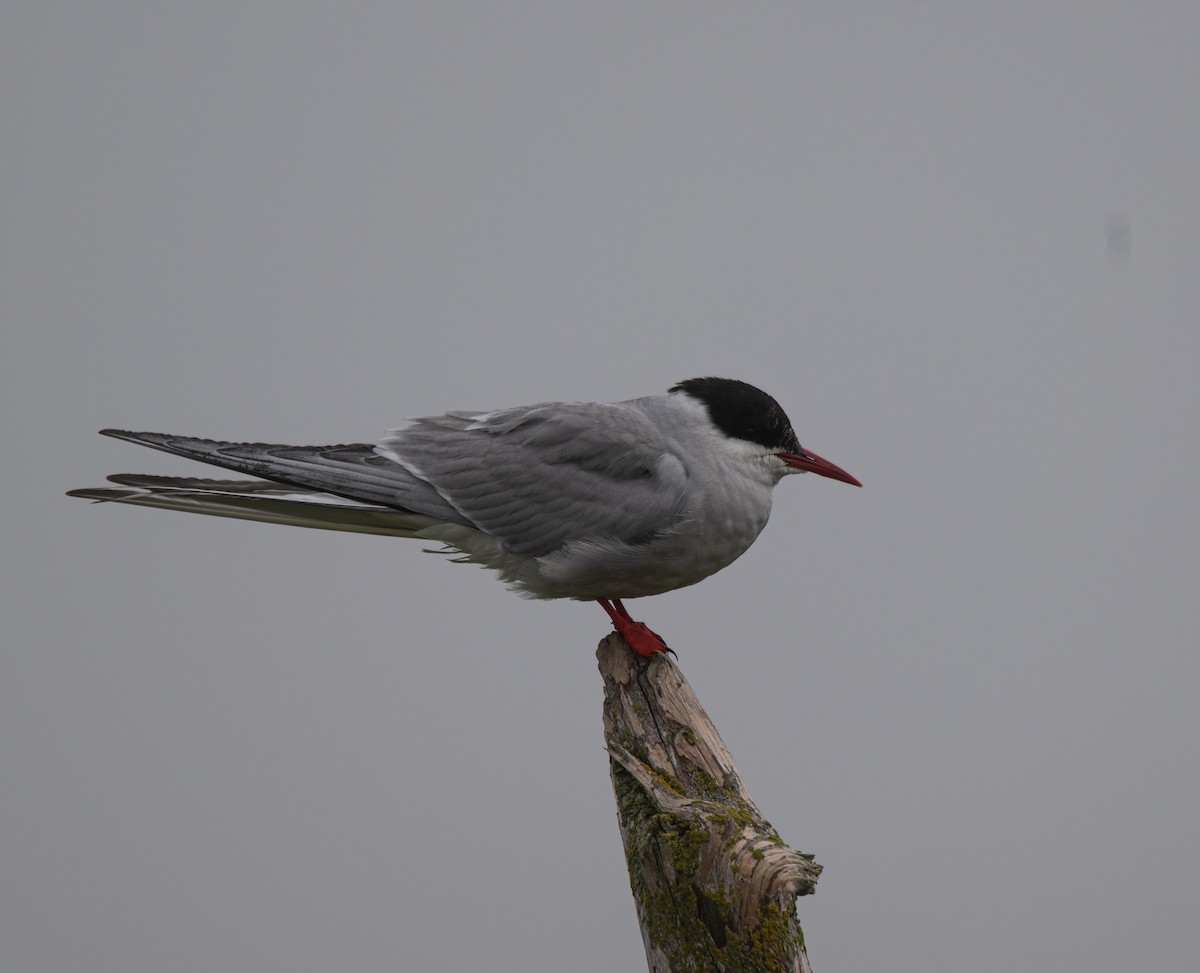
4 4 1199 971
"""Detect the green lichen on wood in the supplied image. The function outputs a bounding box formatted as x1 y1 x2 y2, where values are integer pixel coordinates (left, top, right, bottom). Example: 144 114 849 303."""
611 759 810 972
615 728 651 765
650 767 686 797
689 766 722 798
728 903 805 971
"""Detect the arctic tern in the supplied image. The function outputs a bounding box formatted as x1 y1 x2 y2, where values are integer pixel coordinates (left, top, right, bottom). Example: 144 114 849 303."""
68 377 860 656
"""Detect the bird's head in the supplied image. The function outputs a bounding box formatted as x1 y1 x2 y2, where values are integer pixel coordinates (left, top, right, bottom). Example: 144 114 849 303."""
670 377 862 487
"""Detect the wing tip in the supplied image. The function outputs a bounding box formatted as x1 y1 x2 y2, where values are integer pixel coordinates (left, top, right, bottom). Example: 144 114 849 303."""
66 487 126 501
99 428 158 442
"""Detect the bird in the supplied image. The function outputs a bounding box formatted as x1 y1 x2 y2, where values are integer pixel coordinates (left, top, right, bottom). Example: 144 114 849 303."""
67 377 860 656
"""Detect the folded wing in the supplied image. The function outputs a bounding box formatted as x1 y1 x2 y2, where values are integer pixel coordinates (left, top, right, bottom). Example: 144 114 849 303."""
72 404 691 557
380 402 690 556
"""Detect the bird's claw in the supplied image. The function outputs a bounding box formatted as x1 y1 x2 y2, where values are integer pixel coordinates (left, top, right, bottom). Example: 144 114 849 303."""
616 620 672 658
597 598 674 657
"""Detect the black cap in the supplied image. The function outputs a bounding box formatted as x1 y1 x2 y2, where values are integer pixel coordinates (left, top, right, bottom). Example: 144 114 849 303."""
670 378 801 453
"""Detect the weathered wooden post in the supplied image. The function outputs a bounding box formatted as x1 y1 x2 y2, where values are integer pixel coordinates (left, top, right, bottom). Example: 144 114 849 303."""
598 634 821 973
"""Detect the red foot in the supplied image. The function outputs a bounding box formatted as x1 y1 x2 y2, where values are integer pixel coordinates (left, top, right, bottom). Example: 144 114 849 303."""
596 598 670 657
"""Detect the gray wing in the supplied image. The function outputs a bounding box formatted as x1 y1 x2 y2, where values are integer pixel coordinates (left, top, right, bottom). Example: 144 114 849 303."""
379 401 690 556
80 403 690 556
88 430 470 525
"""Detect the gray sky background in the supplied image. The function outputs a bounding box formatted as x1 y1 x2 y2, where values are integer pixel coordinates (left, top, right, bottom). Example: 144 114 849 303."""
4 4 1198 971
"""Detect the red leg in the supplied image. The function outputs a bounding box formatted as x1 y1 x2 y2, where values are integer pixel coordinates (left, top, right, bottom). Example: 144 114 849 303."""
597 598 670 657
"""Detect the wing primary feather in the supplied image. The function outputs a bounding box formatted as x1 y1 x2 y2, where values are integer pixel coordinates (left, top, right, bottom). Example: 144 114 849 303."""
67 475 437 537
93 429 470 525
